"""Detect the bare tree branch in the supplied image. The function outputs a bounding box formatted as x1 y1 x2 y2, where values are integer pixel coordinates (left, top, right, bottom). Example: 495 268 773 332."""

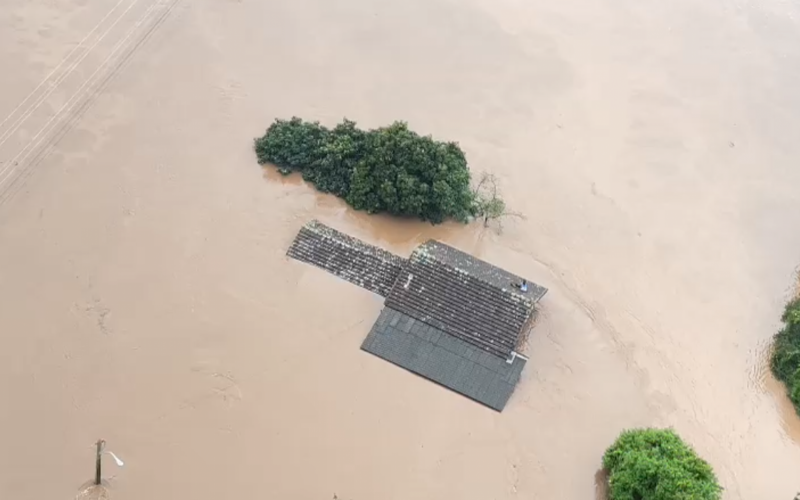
472 172 524 232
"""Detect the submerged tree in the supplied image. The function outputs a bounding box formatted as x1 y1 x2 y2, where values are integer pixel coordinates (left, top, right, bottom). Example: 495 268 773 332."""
255 118 475 224
771 295 800 414
472 172 523 229
603 428 722 500
346 121 474 223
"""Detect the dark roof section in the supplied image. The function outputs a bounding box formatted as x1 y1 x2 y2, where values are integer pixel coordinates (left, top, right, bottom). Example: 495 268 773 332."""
287 220 406 297
417 240 548 303
385 241 546 359
362 308 526 411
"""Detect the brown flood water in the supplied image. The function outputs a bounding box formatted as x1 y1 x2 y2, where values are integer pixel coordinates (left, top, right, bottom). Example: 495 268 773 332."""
0 0 799 499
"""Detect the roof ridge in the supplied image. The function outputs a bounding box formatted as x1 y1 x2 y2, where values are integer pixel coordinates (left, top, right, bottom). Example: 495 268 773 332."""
302 220 405 264
411 242 534 306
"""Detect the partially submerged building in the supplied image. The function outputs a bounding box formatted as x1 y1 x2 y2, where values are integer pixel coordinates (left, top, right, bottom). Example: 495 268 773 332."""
287 220 547 411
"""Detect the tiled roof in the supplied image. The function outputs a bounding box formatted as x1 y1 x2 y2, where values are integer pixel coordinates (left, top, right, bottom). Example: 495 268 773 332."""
385 241 545 359
362 308 526 411
286 222 547 411
287 222 548 361
286 220 405 297
416 240 548 303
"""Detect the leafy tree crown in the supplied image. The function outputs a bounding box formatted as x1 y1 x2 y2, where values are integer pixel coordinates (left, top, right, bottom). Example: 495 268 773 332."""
255 118 476 223
602 428 722 500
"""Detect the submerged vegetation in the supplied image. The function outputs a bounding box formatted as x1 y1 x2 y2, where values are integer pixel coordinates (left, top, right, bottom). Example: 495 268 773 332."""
602 428 721 500
472 172 524 228
771 295 800 414
254 117 515 225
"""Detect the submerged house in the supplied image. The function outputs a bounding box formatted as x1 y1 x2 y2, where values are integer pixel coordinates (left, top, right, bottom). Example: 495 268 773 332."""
287 220 547 411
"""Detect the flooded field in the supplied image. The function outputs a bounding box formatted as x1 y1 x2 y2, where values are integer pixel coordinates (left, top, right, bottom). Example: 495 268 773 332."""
0 0 799 499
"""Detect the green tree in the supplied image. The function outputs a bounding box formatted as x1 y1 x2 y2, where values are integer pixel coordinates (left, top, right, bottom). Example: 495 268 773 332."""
254 118 476 224
254 117 328 175
305 119 367 197
347 122 473 223
771 297 800 413
602 428 721 500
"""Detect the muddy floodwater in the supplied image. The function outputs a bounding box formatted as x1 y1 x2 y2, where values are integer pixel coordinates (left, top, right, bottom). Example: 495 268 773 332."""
1 0 799 499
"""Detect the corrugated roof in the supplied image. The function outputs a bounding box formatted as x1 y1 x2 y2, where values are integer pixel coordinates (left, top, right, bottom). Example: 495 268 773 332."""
286 220 405 297
385 241 545 359
361 308 526 411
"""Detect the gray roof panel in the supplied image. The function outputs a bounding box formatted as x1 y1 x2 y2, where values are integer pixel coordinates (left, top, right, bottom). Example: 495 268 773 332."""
361 308 526 412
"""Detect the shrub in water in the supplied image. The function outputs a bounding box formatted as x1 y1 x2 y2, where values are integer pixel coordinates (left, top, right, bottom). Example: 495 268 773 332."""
603 428 721 500
771 298 800 413
254 118 476 224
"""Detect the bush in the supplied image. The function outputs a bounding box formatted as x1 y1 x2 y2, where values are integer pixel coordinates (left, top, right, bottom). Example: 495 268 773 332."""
771 298 800 413
602 428 721 500
254 118 476 223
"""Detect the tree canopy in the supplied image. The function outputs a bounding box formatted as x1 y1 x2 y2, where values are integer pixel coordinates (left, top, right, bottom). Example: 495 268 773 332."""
254 118 477 223
602 428 721 500
771 297 800 414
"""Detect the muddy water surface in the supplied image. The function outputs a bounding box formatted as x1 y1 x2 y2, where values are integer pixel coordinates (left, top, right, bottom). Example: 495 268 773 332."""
0 0 799 499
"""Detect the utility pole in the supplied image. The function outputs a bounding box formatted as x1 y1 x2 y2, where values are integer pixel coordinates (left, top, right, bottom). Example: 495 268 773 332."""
95 440 105 486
